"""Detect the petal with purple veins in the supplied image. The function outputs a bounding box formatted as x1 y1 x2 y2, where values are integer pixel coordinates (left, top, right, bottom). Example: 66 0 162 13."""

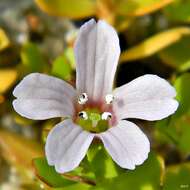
97 120 150 170
13 73 76 120
45 119 95 173
113 74 178 121
74 19 120 101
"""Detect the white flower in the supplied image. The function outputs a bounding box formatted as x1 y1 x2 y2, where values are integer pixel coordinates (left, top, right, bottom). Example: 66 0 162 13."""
13 19 178 173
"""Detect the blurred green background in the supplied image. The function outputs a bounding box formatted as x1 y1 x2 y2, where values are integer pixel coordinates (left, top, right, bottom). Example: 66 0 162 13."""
0 0 190 189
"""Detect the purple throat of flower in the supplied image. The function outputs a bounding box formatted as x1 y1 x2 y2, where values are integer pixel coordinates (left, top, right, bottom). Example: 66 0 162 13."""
73 93 117 133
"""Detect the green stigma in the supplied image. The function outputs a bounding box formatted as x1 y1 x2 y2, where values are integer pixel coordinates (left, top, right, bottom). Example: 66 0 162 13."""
77 109 110 133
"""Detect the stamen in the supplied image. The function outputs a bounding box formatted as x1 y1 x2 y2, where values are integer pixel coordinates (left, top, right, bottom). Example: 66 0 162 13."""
78 93 88 104
105 94 114 104
101 112 112 120
78 111 88 120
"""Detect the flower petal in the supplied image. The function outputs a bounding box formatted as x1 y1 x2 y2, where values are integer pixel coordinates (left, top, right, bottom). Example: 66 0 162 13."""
97 120 150 170
74 19 120 101
45 119 95 173
113 74 178 121
13 73 76 120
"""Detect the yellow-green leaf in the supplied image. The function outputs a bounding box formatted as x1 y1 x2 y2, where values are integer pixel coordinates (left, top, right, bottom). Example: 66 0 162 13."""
174 73 190 117
0 69 17 93
159 37 190 71
120 27 190 63
35 0 96 19
0 28 10 51
33 157 77 187
0 130 43 168
163 163 190 190
21 42 46 72
117 0 174 17
164 0 190 23
52 53 73 81
99 152 165 190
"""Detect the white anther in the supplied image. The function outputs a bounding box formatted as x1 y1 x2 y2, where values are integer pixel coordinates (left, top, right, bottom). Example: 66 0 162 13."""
105 94 114 104
101 112 112 120
78 93 88 104
78 111 88 120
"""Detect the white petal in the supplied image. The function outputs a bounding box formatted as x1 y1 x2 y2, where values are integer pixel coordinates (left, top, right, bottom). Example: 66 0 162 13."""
113 74 178 121
97 120 150 170
45 119 95 173
13 73 76 120
74 19 120 101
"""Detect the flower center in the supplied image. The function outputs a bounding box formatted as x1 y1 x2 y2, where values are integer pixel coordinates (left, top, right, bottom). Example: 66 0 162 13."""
76 109 112 133
75 93 115 133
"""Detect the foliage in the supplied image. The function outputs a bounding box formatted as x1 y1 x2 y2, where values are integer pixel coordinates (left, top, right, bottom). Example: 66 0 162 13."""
1 0 190 189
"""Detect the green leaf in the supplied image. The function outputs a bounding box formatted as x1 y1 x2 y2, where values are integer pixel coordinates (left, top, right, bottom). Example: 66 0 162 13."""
159 37 190 71
52 54 72 81
154 74 190 153
21 42 46 72
117 0 174 17
155 73 190 154
87 144 118 182
0 28 10 51
54 183 91 190
164 0 190 23
178 119 190 154
65 47 75 69
120 27 190 63
98 152 164 190
163 163 190 190
33 157 77 188
155 116 190 155
174 73 190 117
155 118 179 146
35 0 96 19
